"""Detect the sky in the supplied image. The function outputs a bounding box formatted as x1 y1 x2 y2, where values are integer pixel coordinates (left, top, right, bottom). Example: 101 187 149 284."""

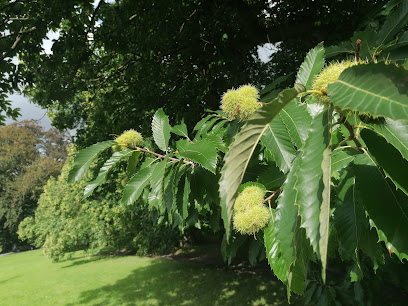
4 94 52 130
5 31 59 131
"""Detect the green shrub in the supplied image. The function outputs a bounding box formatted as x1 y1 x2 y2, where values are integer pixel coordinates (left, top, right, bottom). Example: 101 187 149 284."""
18 148 181 261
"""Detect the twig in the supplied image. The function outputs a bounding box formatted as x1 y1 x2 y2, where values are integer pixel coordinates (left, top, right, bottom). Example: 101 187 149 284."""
129 145 194 166
298 90 324 97
228 105 240 120
355 39 361 62
9 17 29 21
340 116 363 150
1 26 36 60
263 189 281 203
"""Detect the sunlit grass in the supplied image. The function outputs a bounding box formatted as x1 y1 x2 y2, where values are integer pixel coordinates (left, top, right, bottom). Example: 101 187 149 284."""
0 250 301 305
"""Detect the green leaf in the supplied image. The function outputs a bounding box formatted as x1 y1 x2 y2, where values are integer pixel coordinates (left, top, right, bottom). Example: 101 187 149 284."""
350 30 378 60
193 114 216 132
224 120 243 145
221 233 247 265
360 227 385 271
294 107 332 257
260 74 293 97
361 129 408 195
170 163 188 221
194 116 222 139
331 147 359 178
248 239 263 266
366 118 408 161
382 46 408 62
319 144 332 282
152 108 171 151
350 263 364 282
265 207 309 298
121 166 155 206
381 31 408 53
220 84 305 238
206 134 227 153
84 149 134 197
332 168 383 272
182 174 190 221
211 119 229 136
295 44 325 90
325 43 352 59
279 100 313 147
354 153 408 261
261 115 296 173
334 171 363 263
264 154 300 284
328 62 408 121
376 1 408 46
177 138 217 173
287 228 309 296
257 164 286 190
164 166 177 219
68 141 116 183
259 89 281 103
126 151 141 176
171 121 189 139
148 156 168 209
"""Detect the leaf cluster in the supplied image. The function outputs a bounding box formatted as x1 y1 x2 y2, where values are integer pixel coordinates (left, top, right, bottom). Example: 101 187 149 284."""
219 2 408 300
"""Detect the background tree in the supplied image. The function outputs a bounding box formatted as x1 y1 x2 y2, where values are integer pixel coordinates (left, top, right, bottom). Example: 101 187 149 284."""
1 0 387 145
0 120 68 252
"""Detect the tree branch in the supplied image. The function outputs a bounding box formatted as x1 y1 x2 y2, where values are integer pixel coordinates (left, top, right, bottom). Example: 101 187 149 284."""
1 26 36 60
263 189 281 203
340 116 363 150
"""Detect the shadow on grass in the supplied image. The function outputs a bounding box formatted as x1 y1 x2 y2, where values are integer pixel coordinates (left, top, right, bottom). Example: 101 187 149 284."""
70 259 300 306
62 255 114 269
0 276 20 284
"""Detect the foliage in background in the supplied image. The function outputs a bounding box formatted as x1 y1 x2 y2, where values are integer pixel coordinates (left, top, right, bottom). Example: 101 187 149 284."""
0 120 68 252
18 148 181 261
68 1 408 303
1 0 388 145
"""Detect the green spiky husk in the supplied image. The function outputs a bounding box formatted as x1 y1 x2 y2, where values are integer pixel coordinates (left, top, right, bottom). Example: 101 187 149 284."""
115 129 143 149
221 84 261 120
234 186 265 212
233 205 271 235
312 60 356 105
233 185 270 235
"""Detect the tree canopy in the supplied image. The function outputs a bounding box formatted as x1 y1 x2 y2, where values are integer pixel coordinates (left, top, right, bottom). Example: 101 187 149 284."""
1 0 388 145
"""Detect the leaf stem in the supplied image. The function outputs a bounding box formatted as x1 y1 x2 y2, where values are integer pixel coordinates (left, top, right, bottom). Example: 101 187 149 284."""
340 116 363 150
298 90 324 97
228 105 240 120
263 189 281 203
130 145 194 165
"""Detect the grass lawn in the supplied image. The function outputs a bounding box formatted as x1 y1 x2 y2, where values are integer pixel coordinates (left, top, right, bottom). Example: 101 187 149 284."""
0 250 300 305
